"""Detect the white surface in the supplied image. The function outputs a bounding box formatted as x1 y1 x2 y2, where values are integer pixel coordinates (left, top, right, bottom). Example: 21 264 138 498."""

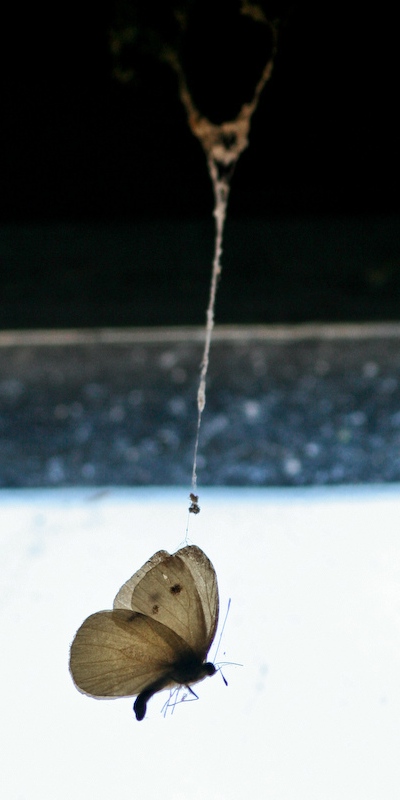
1 485 400 800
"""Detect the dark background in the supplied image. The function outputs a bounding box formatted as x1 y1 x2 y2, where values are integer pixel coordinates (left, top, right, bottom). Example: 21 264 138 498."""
1 1 399 329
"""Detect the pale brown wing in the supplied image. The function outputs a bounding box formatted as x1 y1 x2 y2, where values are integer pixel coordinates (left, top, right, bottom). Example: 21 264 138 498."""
113 546 218 658
69 609 194 699
115 552 206 655
113 550 170 610
174 545 219 651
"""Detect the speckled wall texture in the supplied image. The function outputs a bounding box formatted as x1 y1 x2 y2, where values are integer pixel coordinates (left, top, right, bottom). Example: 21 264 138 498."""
1 326 400 488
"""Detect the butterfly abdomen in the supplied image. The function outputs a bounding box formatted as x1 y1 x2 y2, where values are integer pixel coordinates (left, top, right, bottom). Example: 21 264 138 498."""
134 676 172 721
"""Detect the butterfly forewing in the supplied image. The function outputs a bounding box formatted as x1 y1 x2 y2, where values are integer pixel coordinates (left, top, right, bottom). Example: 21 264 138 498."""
113 550 170 610
177 546 219 648
113 546 218 658
69 609 194 698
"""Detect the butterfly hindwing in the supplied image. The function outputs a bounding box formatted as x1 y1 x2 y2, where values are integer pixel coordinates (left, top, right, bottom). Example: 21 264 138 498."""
69 609 194 698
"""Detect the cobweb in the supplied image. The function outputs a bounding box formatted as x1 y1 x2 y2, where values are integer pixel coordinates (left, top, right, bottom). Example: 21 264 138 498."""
165 9 277 497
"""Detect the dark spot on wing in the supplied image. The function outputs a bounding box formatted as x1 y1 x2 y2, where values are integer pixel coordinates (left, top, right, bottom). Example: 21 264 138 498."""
152 604 159 614
170 583 182 595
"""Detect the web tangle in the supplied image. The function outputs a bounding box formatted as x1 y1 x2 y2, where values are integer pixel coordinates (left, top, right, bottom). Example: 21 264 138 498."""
165 9 277 497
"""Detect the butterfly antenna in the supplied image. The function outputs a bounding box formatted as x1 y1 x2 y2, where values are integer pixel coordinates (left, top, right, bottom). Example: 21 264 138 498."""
218 668 228 686
215 659 243 686
213 597 231 664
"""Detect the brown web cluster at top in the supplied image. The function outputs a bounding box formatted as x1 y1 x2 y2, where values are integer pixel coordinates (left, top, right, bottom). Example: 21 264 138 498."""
163 6 277 499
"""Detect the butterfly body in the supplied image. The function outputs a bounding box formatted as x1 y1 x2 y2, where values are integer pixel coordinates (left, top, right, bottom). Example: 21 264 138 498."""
70 545 219 720
134 653 216 721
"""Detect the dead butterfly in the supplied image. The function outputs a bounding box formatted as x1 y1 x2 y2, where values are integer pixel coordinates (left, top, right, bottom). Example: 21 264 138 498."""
69 545 219 720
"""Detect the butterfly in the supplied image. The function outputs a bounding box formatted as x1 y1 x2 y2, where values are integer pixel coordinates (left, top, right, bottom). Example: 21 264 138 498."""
69 545 219 720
